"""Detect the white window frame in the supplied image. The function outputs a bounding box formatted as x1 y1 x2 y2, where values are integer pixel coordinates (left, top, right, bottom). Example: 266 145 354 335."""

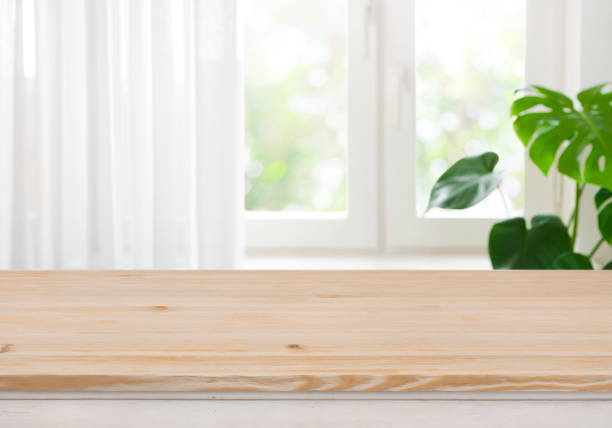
246 0 570 251
246 0 378 248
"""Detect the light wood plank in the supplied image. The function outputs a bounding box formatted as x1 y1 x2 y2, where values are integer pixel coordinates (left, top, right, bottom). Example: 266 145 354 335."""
0 271 611 391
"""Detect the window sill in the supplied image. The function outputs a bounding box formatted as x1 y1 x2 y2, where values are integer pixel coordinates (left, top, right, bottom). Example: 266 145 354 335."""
244 251 490 270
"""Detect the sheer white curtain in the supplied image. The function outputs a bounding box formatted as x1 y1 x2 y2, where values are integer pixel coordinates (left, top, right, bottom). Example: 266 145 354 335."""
0 0 243 269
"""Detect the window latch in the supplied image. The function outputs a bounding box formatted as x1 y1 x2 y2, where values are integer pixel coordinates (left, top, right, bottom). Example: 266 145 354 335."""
392 66 410 128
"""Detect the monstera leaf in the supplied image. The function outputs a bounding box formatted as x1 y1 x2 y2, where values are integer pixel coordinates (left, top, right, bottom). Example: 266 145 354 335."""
595 187 612 244
511 84 612 190
551 252 594 270
489 215 572 269
426 152 502 212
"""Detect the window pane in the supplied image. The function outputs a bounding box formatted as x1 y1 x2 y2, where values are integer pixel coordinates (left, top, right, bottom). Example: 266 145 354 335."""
244 0 347 212
416 0 525 217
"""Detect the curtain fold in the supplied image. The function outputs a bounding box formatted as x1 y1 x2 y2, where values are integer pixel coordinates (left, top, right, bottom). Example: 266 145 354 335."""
0 0 243 269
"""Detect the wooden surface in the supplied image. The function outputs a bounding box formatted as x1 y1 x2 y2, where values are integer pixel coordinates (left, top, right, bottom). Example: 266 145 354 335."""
0 271 611 392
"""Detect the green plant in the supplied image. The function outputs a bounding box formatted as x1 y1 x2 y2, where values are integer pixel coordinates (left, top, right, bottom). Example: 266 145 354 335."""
426 84 612 269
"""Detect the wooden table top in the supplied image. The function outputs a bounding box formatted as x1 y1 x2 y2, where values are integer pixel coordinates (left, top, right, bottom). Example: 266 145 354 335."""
1 270 611 392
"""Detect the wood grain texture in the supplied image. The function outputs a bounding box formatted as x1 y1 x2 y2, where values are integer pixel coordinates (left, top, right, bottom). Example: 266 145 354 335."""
0 271 611 392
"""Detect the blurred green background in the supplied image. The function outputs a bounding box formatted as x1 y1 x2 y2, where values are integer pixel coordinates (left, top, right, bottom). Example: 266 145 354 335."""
244 0 347 212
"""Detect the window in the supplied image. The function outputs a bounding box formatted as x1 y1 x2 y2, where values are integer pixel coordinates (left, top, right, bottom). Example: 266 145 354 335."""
415 0 525 218
244 0 377 247
245 0 566 249
244 0 347 213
